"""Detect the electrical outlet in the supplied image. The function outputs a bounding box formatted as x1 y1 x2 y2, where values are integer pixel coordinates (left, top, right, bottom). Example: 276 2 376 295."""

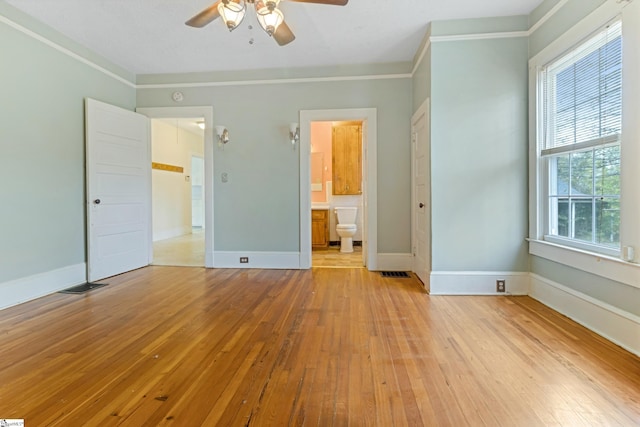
496 280 506 293
240 257 249 264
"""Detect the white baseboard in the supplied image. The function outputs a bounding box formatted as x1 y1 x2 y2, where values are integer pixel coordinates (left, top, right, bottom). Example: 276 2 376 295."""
375 253 413 271
430 271 530 295
213 251 414 271
0 263 87 310
213 251 300 269
530 274 640 357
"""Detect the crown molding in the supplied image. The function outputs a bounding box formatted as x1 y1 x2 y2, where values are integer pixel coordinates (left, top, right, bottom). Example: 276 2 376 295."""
136 73 411 89
430 31 529 43
0 14 136 88
410 38 431 76
528 0 571 35
411 0 572 76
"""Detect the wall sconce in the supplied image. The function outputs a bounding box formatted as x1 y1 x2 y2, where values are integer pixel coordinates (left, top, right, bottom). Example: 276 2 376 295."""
215 125 229 148
289 122 299 149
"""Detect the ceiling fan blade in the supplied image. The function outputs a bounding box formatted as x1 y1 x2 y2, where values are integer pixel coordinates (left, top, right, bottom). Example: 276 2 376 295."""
287 0 348 5
274 21 296 46
185 1 222 27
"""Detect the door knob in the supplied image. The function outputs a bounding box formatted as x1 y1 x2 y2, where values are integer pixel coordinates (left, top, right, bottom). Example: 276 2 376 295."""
94 199 101 205
419 203 425 208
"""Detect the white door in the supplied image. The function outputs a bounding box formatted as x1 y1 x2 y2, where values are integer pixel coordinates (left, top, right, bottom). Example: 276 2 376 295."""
412 100 430 289
86 98 151 282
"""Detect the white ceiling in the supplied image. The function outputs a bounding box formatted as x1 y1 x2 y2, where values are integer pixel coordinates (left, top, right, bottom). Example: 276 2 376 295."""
6 0 544 75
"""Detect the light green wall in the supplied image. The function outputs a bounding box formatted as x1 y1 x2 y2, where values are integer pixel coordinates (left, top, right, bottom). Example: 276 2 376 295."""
430 37 529 272
0 3 136 283
528 0 561 28
137 77 412 253
0 2 134 83
431 15 528 36
528 0 607 58
414 16 530 273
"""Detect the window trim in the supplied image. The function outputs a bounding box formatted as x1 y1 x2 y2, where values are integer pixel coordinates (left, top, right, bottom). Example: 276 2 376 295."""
540 133 619 157
539 20 622 255
528 0 639 280
528 239 640 289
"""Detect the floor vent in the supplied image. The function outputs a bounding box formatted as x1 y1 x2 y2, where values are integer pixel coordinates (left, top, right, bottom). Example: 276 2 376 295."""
59 282 108 294
380 271 410 278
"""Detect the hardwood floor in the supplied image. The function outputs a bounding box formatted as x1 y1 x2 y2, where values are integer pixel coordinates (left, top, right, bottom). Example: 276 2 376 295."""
312 245 363 268
0 267 638 426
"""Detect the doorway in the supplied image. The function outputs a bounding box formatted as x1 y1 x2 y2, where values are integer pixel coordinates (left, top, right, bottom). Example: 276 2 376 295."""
299 108 378 270
136 106 215 268
310 121 364 268
150 118 205 267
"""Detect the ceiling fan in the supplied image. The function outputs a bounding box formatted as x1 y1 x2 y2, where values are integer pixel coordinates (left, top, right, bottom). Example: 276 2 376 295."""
185 0 348 46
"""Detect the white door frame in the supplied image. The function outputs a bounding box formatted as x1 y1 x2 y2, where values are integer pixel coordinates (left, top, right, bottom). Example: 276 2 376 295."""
190 153 205 229
136 106 215 268
299 108 377 270
411 99 431 288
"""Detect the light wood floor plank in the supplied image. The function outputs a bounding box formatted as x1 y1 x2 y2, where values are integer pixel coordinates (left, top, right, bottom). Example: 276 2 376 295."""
0 266 638 426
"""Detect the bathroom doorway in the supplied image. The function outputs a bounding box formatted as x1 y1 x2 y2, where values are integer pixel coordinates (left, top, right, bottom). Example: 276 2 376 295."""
299 108 378 270
150 118 205 267
310 121 364 268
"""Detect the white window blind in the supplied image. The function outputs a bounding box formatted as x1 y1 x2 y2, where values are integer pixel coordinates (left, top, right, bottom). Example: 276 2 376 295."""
540 19 623 252
542 21 622 157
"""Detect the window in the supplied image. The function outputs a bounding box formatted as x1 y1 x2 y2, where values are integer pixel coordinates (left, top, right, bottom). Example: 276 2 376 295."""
540 21 622 255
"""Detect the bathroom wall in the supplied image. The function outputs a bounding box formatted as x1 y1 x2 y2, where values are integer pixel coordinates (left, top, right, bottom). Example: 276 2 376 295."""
310 122 332 203
310 121 364 242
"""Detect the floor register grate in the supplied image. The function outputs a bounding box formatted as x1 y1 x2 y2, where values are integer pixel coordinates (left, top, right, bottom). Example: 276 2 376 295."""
380 271 410 278
59 282 108 294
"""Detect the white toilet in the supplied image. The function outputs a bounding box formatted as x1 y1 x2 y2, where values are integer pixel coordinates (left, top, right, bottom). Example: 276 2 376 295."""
335 207 358 253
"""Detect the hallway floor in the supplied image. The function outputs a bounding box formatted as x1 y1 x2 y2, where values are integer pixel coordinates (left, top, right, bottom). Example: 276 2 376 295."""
152 228 205 267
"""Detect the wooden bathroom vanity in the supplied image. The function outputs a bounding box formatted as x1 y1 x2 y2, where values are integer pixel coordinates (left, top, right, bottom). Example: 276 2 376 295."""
311 208 329 249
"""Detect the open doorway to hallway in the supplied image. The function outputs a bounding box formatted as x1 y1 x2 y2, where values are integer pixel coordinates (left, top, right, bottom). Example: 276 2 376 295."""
150 118 205 267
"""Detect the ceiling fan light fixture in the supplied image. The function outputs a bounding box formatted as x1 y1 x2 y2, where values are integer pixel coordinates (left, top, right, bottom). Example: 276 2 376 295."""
256 6 284 36
186 0 348 45
218 0 246 31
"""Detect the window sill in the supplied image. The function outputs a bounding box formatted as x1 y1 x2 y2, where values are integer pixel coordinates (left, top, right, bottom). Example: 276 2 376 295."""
528 239 640 289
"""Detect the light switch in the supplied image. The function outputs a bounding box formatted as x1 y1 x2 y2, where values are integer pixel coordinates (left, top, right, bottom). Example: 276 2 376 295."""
221 172 228 183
